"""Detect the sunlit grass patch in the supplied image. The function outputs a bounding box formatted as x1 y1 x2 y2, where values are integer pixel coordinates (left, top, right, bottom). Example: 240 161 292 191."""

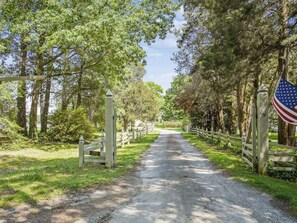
0 132 159 208
183 132 297 216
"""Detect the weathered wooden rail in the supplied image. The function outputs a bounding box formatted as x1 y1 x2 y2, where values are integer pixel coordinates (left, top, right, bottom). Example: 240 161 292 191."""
79 118 154 168
190 126 297 174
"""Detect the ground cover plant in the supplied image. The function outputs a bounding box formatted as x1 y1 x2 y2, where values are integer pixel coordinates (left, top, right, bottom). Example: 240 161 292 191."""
0 132 159 208
183 133 297 216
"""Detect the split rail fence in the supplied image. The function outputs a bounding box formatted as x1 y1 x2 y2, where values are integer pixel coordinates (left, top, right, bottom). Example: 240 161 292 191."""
78 90 154 168
190 85 296 175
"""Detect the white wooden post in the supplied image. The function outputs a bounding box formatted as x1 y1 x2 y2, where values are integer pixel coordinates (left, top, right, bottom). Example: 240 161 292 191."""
79 135 84 168
105 90 114 168
132 129 136 140
146 125 149 134
257 85 269 175
113 108 117 165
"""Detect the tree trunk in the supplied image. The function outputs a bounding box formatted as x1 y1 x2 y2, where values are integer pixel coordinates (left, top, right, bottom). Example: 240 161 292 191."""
216 97 225 132
41 77 51 133
61 74 68 111
17 37 28 135
77 72 82 107
29 35 44 138
277 0 290 145
123 118 129 131
236 82 244 136
29 80 43 138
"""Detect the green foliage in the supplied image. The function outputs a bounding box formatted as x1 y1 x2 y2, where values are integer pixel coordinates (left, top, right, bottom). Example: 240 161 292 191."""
161 76 188 121
155 121 183 128
116 80 161 129
47 108 95 143
0 132 159 207
267 162 297 182
0 118 24 141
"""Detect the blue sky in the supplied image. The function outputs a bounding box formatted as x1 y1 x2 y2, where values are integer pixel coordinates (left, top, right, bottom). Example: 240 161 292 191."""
142 7 185 93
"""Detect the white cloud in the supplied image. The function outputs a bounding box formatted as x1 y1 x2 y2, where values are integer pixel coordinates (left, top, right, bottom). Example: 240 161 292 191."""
150 34 177 49
147 52 163 57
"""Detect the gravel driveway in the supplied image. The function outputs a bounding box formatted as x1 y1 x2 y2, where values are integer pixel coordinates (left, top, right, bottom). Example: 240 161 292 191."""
108 129 296 223
1 129 296 223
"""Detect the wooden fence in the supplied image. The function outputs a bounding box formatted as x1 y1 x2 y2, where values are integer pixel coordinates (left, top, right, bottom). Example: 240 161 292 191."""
79 95 155 169
190 126 297 174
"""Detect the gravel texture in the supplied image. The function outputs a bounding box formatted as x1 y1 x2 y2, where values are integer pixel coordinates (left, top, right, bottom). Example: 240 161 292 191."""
109 129 297 223
1 129 296 223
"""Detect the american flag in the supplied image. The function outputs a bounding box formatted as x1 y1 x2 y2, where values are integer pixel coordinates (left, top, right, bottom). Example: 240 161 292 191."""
273 77 297 125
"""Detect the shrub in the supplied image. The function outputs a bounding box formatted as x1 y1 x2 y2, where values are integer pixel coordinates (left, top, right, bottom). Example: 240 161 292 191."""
0 117 25 141
155 121 183 128
47 108 95 143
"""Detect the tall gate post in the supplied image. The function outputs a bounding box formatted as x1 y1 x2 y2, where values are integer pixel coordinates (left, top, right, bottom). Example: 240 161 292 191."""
105 90 114 168
257 85 269 175
113 108 117 165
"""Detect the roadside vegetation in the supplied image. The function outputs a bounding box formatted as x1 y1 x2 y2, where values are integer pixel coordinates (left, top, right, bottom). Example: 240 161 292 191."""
0 132 159 208
183 132 297 215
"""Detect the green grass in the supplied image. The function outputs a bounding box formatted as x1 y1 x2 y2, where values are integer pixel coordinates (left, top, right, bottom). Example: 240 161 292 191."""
182 133 297 216
0 132 159 208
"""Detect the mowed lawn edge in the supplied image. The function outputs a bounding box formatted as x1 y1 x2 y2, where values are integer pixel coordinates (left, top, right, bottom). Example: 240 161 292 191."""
0 132 159 208
182 132 297 216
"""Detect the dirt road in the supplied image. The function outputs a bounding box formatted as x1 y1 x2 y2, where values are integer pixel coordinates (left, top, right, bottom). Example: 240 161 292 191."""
1 129 296 223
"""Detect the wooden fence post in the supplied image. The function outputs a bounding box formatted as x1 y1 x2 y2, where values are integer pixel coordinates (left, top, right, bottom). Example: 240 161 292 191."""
79 135 84 168
113 108 117 165
101 130 105 152
257 85 269 175
132 129 136 140
105 90 114 168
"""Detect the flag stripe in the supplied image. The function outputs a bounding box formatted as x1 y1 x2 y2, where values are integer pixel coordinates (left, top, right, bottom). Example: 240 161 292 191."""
272 77 297 126
273 99 297 124
273 97 297 120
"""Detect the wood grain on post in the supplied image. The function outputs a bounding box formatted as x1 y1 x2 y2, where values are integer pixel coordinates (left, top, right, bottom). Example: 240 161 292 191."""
105 90 114 168
257 85 269 175
113 108 117 165
79 135 84 168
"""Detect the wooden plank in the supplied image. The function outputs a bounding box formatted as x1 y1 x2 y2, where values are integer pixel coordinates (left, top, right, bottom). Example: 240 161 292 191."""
272 166 295 171
243 143 253 150
84 158 107 163
270 156 295 162
243 149 252 156
243 156 253 168
84 145 102 152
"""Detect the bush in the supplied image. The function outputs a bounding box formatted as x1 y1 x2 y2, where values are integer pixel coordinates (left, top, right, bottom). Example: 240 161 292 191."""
47 108 95 143
155 121 183 128
0 117 25 141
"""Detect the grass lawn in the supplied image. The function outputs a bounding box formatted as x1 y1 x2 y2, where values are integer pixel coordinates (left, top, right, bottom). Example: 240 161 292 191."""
182 133 297 216
0 132 159 208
